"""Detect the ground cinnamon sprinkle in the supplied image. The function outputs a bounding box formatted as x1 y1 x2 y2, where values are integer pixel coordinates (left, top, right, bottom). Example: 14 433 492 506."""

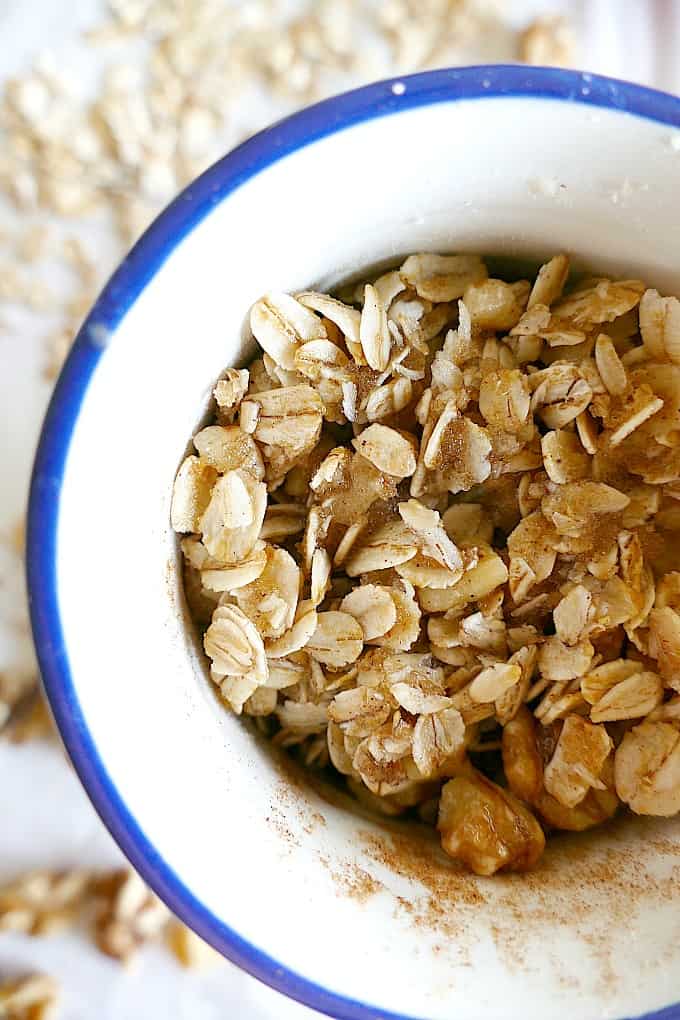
342 810 680 992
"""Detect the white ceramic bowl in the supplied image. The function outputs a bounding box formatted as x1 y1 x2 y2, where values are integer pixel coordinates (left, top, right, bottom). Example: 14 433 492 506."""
28 66 680 1020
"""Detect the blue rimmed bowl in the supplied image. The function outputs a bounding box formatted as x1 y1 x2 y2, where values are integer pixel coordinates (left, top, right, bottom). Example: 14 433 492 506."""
27 66 680 1020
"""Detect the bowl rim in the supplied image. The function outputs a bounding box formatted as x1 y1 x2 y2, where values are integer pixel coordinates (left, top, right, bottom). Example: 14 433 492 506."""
26 64 680 1020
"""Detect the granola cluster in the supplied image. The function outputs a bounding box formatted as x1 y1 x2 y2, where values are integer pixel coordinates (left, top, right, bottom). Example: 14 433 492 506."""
172 253 680 876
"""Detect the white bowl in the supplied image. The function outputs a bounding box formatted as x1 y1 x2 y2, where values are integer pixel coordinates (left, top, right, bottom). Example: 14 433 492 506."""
27 66 680 1020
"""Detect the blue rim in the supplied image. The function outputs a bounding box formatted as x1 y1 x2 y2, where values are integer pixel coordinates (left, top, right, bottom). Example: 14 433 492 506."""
26 65 680 1020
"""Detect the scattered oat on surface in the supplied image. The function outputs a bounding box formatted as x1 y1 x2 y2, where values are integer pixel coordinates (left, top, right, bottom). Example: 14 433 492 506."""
0 670 52 743
0 866 208 972
0 1 576 377
0 869 93 936
0 973 60 1020
519 15 575 68
92 869 170 963
166 920 223 969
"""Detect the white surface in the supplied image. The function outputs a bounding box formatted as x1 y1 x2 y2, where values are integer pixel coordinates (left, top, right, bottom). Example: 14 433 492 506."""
4 3 680 1020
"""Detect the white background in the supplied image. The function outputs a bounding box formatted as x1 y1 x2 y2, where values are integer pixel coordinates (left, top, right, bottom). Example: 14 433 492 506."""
1 2 679 1018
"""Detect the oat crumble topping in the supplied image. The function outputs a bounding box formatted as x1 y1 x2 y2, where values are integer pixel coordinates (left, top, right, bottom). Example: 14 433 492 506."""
172 252 680 875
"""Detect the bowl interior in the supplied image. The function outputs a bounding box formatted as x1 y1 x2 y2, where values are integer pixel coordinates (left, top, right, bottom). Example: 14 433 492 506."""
33 72 680 1020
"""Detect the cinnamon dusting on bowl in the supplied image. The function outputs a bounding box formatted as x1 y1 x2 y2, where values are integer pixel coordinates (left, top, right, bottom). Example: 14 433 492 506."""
319 855 384 903
346 811 680 993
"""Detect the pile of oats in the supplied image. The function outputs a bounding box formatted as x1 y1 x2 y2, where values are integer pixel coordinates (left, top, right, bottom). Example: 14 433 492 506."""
172 252 680 876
